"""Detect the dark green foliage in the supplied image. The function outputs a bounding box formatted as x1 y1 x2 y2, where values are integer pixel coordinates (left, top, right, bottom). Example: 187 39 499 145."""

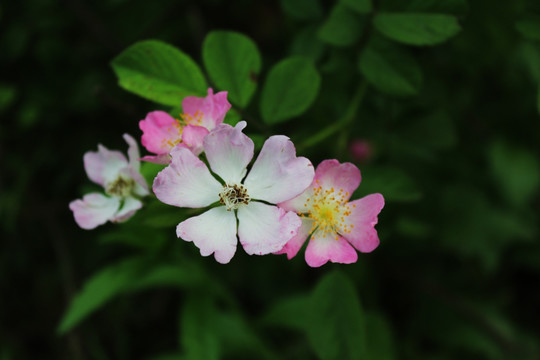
2 0 540 359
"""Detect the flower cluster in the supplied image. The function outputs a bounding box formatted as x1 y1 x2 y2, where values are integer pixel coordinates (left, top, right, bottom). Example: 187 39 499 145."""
70 89 384 267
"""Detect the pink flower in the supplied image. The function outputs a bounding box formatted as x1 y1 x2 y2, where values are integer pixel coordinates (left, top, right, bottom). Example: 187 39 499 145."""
139 88 231 163
69 134 149 230
153 121 315 264
277 160 384 267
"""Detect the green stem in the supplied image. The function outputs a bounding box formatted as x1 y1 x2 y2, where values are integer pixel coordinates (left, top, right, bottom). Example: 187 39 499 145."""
297 80 368 152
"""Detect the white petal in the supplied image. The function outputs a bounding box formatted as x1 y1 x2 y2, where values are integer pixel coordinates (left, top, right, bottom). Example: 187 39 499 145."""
69 193 120 230
123 133 141 172
203 121 253 184
176 207 238 264
112 197 143 223
153 146 222 208
237 202 301 256
84 145 128 187
244 135 314 204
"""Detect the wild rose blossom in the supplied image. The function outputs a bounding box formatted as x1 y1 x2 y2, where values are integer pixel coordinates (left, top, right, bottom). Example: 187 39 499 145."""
153 121 315 264
69 134 149 229
276 160 384 267
139 88 231 163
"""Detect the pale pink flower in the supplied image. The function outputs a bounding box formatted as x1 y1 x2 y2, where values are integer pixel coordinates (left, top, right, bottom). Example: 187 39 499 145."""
277 160 384 267
69 134 149 230
139 88 231 163
153 121 315 264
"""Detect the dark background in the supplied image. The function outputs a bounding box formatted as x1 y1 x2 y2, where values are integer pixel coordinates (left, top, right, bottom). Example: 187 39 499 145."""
1 0 540 359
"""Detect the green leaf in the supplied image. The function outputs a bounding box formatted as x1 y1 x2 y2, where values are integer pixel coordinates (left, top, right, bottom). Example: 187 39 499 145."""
488 141 540 207
307 271 365 360
111 40 207 106
181 296 220 360
280 0 323 20
0 84 17 114
355 166 422 202
373 13 461 46
290 26 326 62
261 295 310 331
202 31 261 108
359 38 422 96
260 57 321 124
58 257 207 334
407 0 468 15
516 19 540 41
318 4 366 47
364 312 397 360
342 0 372 14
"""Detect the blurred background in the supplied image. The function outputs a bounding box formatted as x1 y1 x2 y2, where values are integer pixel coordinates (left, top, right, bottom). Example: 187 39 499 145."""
1 0 540 359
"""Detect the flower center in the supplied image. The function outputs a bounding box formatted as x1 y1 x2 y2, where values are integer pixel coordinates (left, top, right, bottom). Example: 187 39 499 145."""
162 111 205 149
219 184 250 211
303 183 355 239
106 176 135 197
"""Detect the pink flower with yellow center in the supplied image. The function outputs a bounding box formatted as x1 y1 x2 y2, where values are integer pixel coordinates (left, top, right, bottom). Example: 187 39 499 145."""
152 121 315 264
139 88 231 163
277 160 384 267
69 134 149 230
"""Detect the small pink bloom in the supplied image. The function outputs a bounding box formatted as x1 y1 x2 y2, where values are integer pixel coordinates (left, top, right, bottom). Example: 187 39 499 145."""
69 134 149 230
349 139 373 163
277 160 384 267
153 121 315 264
139 88 231 163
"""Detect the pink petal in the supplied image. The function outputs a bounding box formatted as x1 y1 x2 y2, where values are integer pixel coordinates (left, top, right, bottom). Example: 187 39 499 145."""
237 202 301 256
176 206 237 264
314 160 361 203
181 125 209 156
69 193 120 230
112 196 143 222
122 133 141 172
341 193 384 253
203 121 253 184
182 88 231 130
305 231 358 267
153 146 222 208
140 154 172 165
244 135 314 204
83 145 128 187
139 111 181 155
275 217 313 259
278 184 316 213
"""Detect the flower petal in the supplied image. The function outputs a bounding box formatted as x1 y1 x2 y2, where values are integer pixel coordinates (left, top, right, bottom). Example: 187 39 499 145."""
204 121 253 184
305 231 358 267
176 206 237 264
182 88 231 130
341 193 384 253
314 160 361 203
140 154 171 165
123 133 141 172
278 185 316 213
244 135 314 204
69 193 120 230
237 202 301 256
84 145 128 187
275 217 313 259
182 125 209 156
139 111 180 155
153 146 221 208
112 196 143 222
